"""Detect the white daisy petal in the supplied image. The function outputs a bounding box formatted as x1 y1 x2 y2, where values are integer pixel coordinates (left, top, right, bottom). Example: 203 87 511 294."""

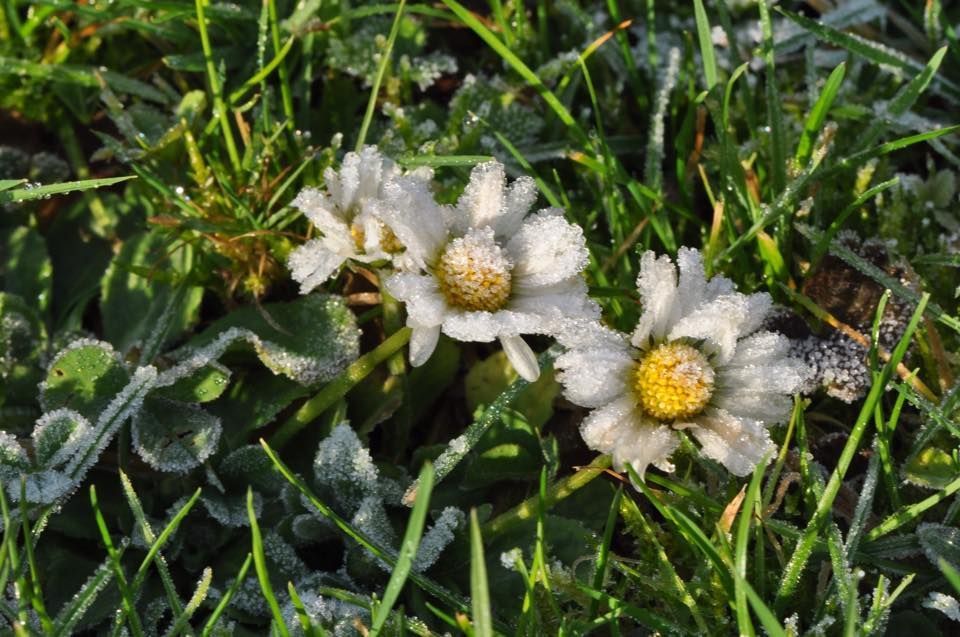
495 175 539 238
632 251 678 346
555 339 633 408
440 311 504 342
291 187 351 237
379 178 449 267
616 423 679 480
507 210 590 288
456 160 506 232
579 395 639 456
385 273 446 327
499 335 540 382
287 240 347 293
714 390 793 424
673 246 708 320
727 331 794 367
667 294 752 364
510 277 600 323
409 324 441 367
677 408 774 476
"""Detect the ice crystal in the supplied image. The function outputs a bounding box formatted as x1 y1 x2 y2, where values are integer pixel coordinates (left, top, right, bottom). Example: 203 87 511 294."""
924 592 960 622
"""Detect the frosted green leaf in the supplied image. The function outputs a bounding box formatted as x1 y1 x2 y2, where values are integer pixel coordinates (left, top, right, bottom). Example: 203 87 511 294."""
132 397 222 473
218 445 280 491
413 506 465 572
99 230 203 358
202 490 262 528
31 408 94 468
918 523 960 569
313 423 380 512
40 339 130 420
161 293 359 387
156 363 230 404
0 431 29 483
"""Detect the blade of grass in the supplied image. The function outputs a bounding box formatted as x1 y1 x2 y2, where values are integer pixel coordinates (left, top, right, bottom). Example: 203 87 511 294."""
269 327 412 449
469 509 493 637
758 0 787 197
200 554 253 637
588 486 622 620
355 0 406 151
247 487 290 637
796 62 846 166
775 293 930 609
163 567 211 637
90 486 144 637
734 461 766 637
195 0 241 174
0 175 135 204
370 462 435 636
441 0 586 144
692 0 718 90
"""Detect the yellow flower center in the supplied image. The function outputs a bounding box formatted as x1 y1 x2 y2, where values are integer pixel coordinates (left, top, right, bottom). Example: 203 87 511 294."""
633 342 715 421
350 221 404 255
435 230 512 312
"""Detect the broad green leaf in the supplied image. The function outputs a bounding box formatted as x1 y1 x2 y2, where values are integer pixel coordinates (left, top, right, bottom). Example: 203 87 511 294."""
132 397 222 473
170 293 359 386
40 340 130 420
31 409 94 469
904 444 959 489
919 523 960 569
155 364 230 404
100 230 203 358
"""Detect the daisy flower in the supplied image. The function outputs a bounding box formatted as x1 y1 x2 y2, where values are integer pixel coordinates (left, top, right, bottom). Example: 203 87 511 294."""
287 146 428 293
555 248 808 478
380 160 599 382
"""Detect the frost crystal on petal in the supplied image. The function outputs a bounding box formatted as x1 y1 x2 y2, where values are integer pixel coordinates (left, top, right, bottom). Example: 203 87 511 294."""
559 247 808 479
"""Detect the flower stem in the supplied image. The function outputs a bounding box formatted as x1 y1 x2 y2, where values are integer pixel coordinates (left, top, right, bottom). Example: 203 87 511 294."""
268 327 412 449
482 455 612 536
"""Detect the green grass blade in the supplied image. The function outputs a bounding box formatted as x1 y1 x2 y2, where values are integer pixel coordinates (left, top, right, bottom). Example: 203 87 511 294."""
588 486 622 620
355 0 406 151
403 347 558 504
163 567 211 637
778 8 960 101
195 0 241 174
629 466 734 598
200 554 253 637
734 462 766 637
247 487 290 637
758 0 787 196
692 0 718 90
795 62 846 166
441 0 585 142
288 582 325 637
469 509 493 637
370 461 435 636
90 486 144 637
0 175 135 204
53 556 115 636
775 293 930 608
